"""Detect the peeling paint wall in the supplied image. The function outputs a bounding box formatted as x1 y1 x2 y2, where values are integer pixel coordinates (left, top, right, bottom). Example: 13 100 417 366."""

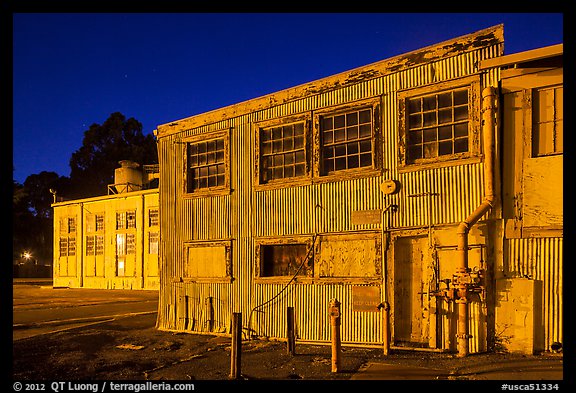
155 26 508 350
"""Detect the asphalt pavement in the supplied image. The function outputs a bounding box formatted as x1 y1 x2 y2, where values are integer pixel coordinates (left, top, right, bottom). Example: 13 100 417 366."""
11 280 566 384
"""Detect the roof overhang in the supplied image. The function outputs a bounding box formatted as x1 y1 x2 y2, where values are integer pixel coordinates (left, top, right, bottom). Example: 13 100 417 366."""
479 43 562 70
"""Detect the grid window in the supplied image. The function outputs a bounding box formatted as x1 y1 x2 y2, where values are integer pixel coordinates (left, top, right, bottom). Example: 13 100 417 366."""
260 122 306 183
86 235 104 256
187 138 226 192
59 238 68 257
95 214 104 231
320 108 373 174
149 208 159 227
533 85 563 157
116 211 136 229
67 217 76 233
406 88 469 162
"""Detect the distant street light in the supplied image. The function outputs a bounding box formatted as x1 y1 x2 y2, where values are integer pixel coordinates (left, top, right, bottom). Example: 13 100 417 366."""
23 251 32 260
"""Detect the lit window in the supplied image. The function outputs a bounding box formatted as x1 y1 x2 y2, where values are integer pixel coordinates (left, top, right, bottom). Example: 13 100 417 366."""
406 88 469 163
260 122 306 183
320 108 373 174
149 232 159 254
116 211 136 229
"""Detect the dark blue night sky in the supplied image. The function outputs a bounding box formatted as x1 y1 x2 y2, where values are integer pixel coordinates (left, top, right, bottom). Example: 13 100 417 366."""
12 13 563 183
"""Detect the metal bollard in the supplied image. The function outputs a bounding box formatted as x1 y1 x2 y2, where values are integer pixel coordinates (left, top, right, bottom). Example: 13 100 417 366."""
329 299 341 373
230 312 242 379
287 306 296 355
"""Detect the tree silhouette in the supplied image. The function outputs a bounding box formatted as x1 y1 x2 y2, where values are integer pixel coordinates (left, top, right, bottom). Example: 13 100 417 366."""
68 112 157 199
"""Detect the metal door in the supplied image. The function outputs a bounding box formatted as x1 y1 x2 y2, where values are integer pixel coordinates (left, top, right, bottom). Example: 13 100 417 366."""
394 235 429 347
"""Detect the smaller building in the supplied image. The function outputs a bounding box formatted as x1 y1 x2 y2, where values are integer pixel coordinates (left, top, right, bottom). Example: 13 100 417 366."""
52 161 160 290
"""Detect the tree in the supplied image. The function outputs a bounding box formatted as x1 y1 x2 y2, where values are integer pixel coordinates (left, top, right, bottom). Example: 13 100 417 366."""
68 112 157 198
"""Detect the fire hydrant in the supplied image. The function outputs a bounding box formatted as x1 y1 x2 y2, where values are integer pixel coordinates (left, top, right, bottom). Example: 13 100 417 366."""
329 298 341 373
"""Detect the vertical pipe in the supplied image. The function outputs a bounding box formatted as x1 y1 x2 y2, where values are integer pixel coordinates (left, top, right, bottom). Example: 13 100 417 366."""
455 86 497 357
230 312 242 379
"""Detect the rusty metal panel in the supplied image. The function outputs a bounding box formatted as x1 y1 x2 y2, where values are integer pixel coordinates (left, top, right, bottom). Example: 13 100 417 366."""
505 237 563 351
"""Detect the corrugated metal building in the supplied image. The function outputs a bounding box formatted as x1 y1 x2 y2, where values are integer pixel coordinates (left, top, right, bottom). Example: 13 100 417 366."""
52 161 160 290
154 25 563 355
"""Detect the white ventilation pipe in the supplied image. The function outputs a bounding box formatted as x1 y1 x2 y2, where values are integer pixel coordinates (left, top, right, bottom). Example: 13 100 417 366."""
455 86 497 357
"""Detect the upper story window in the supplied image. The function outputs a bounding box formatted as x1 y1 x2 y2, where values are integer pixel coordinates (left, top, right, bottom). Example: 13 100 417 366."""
399 76 480 168
116 211 136 230
406 89 469 162
260 122 307 183
183 129 230 196
532 85 563 157
320 107 374 174
148 208 159 227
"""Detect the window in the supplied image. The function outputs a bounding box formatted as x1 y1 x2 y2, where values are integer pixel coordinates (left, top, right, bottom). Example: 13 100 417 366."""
187 138 226 191
533 85 563 157
260 122 306 183
58 216 76 257
149 208 159 227
184 240 232 280
398 77 480 169
59 237 76 257
405 88 469 163
86 235 104 256
116 233 135 256
260 243 312 277
116 211 136 229
149 232 159 255
95 214 104 231
320 107 373 174
183 130 230 195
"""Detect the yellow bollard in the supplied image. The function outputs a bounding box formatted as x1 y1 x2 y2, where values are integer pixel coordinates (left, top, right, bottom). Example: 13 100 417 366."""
329 299 341 373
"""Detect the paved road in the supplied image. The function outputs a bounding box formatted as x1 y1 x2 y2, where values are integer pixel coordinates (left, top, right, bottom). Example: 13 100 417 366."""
12 283 158 341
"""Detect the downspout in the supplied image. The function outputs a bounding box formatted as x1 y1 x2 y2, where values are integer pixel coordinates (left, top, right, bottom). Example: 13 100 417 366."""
455 86 497 357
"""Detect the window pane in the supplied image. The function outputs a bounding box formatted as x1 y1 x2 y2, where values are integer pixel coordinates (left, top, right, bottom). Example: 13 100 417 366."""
346 112 358 126
347 142 359 155
423 96 436 110
348 155 359 168
334 115 345 129
438 92 452 108
334 128 346 143
423 112 437 126
438 108 452 124
454 89 468 105
408 130 422 144
454 123 468 138
335 157 346 171
423 128 437 142
454 138 468 153
323 130 333 144
409 114 422 128
321 117 333 130
438 126 452 141
424 142 437 158
408 98 421 113
408 145 422 161
439 141 453 156
360 153 372 167
295 164 305 177
347 126 358 140
335 145 346 157
359 140 371 153
454 106 468 121
359 124 371 138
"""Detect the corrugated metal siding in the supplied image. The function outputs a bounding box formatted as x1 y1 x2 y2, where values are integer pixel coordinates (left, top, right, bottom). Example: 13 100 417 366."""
505 237 563 350
252 283 382 344
156 40 506 349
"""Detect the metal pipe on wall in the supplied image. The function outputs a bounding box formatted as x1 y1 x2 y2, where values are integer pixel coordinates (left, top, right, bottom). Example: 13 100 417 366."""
455 86 497 357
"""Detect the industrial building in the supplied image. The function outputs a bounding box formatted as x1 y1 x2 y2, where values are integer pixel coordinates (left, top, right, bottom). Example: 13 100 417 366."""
52 23 562 357
153 24 563 356
52 161 160 290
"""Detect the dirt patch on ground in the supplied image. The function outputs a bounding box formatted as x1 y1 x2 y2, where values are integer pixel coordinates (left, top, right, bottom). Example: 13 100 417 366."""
12 313 561 381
